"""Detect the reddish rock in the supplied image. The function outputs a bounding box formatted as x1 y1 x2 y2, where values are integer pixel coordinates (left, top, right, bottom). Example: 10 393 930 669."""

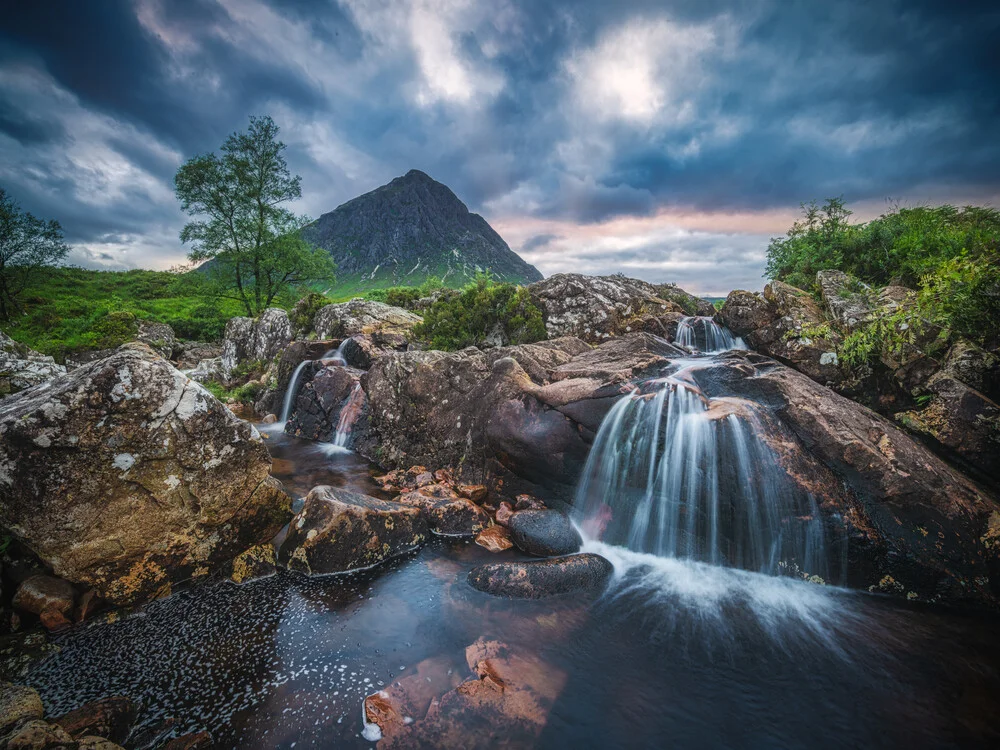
12 575 75 616
432 468 454 484
474 525 513 553
513 494 545 511
495 502 514 527
54 696 136 743
398 485 490 537
456 485 488 504
363 656 464 740
39 608 72 632
414 472 434 487
380 639 566 749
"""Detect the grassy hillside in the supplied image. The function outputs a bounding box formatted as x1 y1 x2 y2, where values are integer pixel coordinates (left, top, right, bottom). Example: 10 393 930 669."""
0 268 245 360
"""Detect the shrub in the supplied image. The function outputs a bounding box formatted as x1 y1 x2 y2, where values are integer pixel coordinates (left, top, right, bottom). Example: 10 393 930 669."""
364 276 448 311
88 310 138 349
766 200 1000 350
413 273 546 351
291 291 333 334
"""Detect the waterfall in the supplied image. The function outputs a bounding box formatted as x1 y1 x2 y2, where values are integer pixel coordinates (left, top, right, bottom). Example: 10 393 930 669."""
278 361 310 423
332 383 365 450
322 339 349 365
675 316 746 353
576 359 829 580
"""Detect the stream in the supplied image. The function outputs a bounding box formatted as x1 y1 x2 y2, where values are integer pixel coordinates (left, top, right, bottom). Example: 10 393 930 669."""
23 323 1000 748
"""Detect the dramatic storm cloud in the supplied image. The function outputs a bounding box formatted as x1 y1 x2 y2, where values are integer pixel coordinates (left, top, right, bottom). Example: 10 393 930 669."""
1 0 997 292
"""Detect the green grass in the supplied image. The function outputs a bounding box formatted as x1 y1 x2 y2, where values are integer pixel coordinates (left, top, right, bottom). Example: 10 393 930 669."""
0 267 245 360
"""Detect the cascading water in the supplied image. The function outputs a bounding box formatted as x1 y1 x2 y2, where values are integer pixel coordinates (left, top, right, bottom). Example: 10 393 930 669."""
323 339 349 365
331 383 365 451
675 316 746 354
577 358 829 581
278 360 310 423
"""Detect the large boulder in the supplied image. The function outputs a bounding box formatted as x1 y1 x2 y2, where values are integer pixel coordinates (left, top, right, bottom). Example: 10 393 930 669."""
507 510 582 556
278 486 428 574
363 334 682 501
0 343 292 605
715 282 843 386
702 350 1000 606
0 331 66 396
654 282 716 316
397 484 490 536
527 273 688 343
312 299 421 341
221 308 292 382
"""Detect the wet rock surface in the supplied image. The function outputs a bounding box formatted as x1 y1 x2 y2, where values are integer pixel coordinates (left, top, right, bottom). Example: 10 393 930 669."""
467 553 614 599
279 486 428 574
285 362 367 443
52 696 136 744
0 343 292 605
363 334 676 502
507 510 582 557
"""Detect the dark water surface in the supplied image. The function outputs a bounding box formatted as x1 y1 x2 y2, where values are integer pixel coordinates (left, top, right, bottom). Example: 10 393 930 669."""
26 432 1000 749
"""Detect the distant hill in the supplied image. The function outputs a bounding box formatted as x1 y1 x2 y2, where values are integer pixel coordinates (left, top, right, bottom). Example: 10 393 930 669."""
301 170 542 292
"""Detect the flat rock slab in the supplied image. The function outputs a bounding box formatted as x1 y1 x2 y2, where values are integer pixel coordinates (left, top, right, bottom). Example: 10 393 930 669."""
467 553 614 599
398 484 490 537
279 486 428 574
508 510 582 556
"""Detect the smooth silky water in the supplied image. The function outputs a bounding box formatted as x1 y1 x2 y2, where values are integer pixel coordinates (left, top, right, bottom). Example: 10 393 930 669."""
23 337 1000 748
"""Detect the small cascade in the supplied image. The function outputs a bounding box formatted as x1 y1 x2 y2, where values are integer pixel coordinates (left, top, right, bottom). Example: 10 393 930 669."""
332 383 365 450
278 361 311 423
577 360 828 580
675 316 745 353
323 339 349 366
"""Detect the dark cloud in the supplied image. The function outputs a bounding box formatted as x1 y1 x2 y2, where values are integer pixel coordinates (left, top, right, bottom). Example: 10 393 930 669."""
0 0 996 288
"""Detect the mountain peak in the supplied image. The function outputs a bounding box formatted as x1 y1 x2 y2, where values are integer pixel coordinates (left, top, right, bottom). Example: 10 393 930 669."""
303 173 542 292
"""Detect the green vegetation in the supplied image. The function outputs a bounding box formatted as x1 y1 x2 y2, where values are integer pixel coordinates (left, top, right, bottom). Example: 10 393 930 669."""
202 378 264 405
412 273 546 351
0 267 243 359
0 187 69 320
363 276 448 310
766 199 1000 355
176 115 336 315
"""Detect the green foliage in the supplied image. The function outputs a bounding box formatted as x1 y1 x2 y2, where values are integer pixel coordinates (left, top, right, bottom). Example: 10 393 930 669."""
363 276 448 310
0 186 69 320
202 377 264 405
291 291 333 334
0 267 243 359
412 273 546 351
176 115 336 315
783 321 833 342
766 200 1000 349
90 310 139 349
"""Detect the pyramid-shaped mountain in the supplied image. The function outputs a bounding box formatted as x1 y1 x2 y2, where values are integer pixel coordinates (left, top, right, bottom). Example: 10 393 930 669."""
301 170 542 290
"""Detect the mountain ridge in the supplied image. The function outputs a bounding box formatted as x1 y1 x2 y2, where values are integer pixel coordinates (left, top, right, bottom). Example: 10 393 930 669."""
302 170 542 291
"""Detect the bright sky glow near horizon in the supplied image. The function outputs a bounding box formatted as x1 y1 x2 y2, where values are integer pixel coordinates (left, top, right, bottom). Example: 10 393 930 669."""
1 0 997 294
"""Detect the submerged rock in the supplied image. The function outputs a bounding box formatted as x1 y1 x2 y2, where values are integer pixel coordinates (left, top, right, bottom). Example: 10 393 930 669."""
278 486 428 574
508 510 581 556
53 696 136 744
467 553 614 599
379 638 566 749
0 343 292 606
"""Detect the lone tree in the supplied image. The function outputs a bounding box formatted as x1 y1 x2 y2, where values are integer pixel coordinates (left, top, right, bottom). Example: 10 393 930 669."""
175 115 335 316
0 188 69 320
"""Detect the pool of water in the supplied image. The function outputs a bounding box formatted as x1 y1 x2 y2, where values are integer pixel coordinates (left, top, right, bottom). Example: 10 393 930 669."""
25 432 1000 749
